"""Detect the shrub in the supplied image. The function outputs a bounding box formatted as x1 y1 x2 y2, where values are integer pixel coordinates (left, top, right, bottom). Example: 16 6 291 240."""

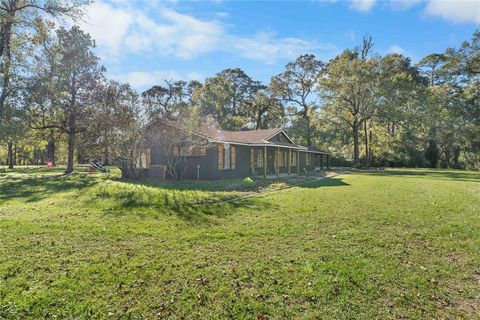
242 177 256 190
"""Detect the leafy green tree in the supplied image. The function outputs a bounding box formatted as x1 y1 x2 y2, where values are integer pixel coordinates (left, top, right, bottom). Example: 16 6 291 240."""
142 80 192 121
199 68 261 130
0 0 86 122
271 54 324 147
319 38 378 166
85 80 138 165
248 87 284 129
31 26 104 173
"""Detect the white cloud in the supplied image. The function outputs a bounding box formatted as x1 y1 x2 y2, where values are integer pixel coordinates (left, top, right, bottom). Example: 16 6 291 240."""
425 0 480 24
389 44 405 54
232 32 334 64
111 70 204 89
81 0 327 64
78 1 133 58
389 0 423 10
349 0 377 12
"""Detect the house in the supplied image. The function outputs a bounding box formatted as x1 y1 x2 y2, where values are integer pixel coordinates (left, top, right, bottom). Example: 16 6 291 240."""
142 119 331 180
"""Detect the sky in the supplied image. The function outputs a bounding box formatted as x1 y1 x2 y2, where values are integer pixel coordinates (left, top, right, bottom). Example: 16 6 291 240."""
77 0 480 90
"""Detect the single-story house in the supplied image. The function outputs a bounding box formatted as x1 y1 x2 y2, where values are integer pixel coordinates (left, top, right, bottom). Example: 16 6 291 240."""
141 119 331 180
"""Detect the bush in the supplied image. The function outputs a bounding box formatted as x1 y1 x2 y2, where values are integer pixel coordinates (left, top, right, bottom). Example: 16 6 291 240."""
242 177 256 190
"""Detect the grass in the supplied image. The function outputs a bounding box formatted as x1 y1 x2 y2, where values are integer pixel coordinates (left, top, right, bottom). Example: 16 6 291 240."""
0 167 479 319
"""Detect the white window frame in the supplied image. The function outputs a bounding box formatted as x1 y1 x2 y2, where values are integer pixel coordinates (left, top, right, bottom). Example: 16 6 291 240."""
256 149 264 168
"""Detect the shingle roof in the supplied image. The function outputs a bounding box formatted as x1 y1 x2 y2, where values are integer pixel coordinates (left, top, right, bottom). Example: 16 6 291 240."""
150 118 329 153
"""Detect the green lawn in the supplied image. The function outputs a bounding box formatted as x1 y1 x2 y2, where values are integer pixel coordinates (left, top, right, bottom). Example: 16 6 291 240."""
0 167 479 319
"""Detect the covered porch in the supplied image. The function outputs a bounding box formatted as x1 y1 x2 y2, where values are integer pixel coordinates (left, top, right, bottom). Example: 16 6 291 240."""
249 146 330 178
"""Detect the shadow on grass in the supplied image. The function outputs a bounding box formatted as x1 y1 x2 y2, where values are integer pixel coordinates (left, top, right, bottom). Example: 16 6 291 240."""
0 173 98 204
299 177 350 188
94 184 278 225
355 169 480 182
117 174 347 193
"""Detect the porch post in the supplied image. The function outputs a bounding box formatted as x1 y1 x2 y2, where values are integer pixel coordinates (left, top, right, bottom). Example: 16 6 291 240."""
250 147 254 175
276 147 280 177
288 148 291 175
297 151 300 175
263 146 267 179
320 154 323 170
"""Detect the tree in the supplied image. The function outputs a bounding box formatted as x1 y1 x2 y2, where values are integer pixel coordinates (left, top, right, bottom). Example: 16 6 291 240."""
271 54 324 147
416 29 480 169
198 68 261 130
110 91 148 179
155 109 217 180
319 38 378 166
32 26 103 173
141 80 192 121
249 87 285 129
0 0 86 123
89 80 137 165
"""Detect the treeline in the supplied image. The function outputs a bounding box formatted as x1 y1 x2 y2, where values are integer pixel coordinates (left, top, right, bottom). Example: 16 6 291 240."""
0 1 478 173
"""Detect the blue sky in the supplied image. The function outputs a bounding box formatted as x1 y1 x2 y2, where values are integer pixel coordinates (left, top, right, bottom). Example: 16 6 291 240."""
79 0 480 90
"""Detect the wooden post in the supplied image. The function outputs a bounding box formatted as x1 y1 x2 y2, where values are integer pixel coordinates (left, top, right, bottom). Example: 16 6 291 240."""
276 147 280 177
320 154 323 170
263 146 267 179
297 151 300 175
250 147 254 175
288 148 291 175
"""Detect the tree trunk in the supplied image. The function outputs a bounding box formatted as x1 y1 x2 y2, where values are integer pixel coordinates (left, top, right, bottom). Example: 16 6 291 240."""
0 20 12 122
66 130 75 173
352 119 360 166
363 120 369 168
7 141 13 168
103 147 109 165
65 109 76 174
13 143 16 165
304 108 312 148
453 147 460 168
255 114 262 130
47 130 55 164
369 129 373 166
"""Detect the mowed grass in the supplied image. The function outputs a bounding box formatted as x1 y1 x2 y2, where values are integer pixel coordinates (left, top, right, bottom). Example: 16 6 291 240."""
0 167 479 319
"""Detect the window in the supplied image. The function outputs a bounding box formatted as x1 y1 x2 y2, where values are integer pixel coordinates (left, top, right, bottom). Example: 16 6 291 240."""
306 153 311 166
291 151 297 166
218 144 236 170
254 149 264 168
224 144 231 169
138 148 151 168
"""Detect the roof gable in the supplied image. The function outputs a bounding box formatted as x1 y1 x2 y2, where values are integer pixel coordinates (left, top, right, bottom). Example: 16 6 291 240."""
266 131 296 145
